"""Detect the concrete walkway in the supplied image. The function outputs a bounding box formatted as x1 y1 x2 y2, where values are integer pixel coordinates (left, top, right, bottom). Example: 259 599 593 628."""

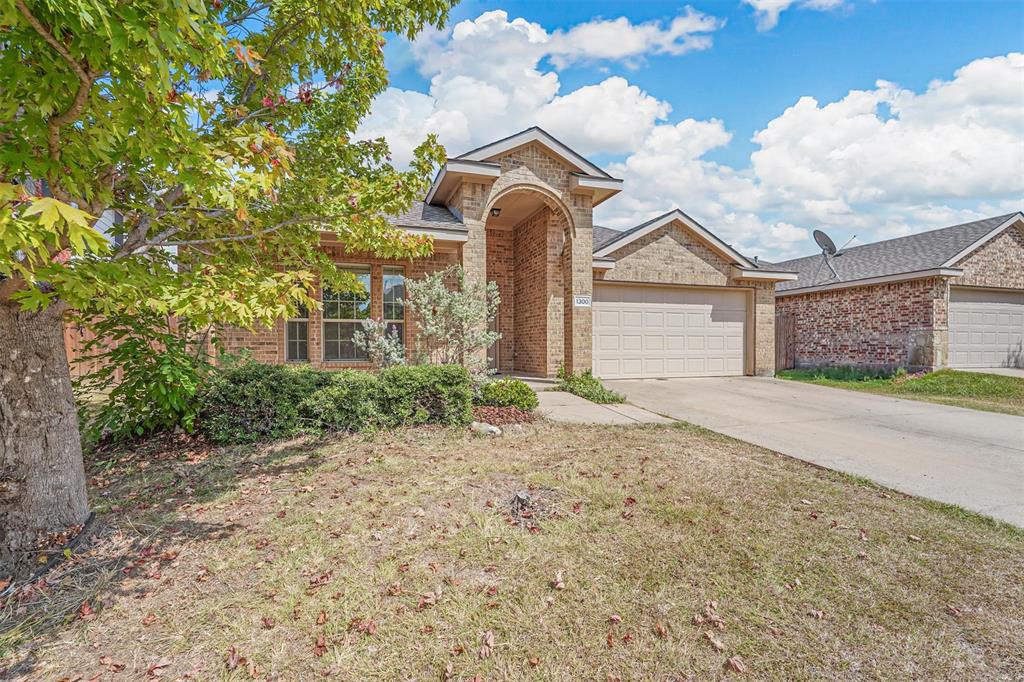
606 376 1024 526
961 367 1024 379
516 377 671 425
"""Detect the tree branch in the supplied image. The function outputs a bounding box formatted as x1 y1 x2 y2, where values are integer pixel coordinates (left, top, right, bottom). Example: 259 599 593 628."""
223 2 272 28
158 214 337 247
15 0 97 167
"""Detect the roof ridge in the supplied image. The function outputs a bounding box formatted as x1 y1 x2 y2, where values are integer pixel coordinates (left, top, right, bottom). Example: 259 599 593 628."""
774 212 1021 267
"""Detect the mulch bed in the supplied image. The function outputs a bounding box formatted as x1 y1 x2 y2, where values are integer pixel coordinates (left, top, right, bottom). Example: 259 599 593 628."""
472 406 536 426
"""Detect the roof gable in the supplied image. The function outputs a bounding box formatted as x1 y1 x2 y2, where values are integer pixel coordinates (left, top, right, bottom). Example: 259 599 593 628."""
774 212 1023 293
592 209 754 268
455 126 611 178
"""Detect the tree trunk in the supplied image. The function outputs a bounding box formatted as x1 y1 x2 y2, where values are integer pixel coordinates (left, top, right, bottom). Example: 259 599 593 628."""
0 302 89 580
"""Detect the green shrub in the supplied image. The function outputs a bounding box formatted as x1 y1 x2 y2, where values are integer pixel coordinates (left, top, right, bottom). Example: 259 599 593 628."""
199 359 333 444
199 361 473 443
555 367 626 404
478 378 538 411
376 364 473 427
74 315 213 444
298 371 384 433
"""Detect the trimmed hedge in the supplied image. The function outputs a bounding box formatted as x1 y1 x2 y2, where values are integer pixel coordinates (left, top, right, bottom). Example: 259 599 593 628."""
199 360 472 444
477 378 538 411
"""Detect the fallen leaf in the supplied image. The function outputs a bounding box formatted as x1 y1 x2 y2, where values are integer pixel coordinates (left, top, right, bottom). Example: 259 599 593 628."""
654 621 668 639
261 616 275 629
225 646 246 670
704 631 725 651
529 656 540 667
809 609 825 620
142 612 157 626
909 534 922 542
623 497 637 507
551 571 565 590
725 656 747 674
608 614 622 624
313 633 327 657
78 601 97 621
859 528 868 541
946 605 962 617
316 610 327 625
146 658 171 677
800 499 813 505
478 630 495 659
621 632 634 644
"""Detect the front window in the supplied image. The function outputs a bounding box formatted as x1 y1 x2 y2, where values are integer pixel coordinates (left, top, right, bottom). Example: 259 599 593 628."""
323 266 371 361
383 266 405 348
286 303 309 361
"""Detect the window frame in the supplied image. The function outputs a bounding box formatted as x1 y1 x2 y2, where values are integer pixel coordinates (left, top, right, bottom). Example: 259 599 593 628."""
322 265 372 362
382 265 406 352
285 303 309 362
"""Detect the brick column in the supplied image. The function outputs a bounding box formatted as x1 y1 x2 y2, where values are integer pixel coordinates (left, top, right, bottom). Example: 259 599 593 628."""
563 194 593 375
451 181 491 368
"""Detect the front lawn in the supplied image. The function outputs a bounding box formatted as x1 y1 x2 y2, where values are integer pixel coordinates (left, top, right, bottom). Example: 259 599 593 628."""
2 423 1021 680
778 367 1024 416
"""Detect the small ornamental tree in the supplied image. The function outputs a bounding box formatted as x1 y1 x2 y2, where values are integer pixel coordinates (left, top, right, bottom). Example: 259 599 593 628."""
405 265 500 373
354 318 406 369
0 0 454 577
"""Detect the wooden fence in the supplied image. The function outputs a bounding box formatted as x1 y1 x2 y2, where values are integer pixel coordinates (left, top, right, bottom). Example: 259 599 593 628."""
775 310 796 372
64 322 122 382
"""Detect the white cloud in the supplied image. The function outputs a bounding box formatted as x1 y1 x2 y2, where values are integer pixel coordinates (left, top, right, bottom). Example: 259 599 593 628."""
356 9 720 165
359 7 1022 261
547 9 724 68
750 53 1024 212
743 0 844 31
536 77 671 155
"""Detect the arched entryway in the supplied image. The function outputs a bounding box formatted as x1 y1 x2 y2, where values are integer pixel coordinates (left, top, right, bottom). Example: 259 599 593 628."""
483 185 575 376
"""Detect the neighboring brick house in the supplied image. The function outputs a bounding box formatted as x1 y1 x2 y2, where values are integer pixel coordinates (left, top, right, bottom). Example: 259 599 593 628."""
222 127 797 378
773 213 1024 371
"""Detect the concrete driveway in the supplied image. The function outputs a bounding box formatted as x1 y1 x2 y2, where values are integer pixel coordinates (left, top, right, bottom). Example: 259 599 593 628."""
606 377 1024 526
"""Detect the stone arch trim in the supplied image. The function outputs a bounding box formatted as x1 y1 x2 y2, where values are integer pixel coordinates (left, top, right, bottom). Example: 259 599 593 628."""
483 182 576 239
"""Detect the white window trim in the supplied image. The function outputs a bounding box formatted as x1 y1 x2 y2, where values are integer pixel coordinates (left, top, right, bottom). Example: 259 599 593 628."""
322 266 371 362
285 310 310 362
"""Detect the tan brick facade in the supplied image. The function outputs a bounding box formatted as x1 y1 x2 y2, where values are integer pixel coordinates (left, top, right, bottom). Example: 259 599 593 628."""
595 220 777 376
221 132 785 379
954 224 1024 289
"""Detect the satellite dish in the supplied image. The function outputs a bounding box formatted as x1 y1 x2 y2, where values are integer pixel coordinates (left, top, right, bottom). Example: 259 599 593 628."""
813 229 837 255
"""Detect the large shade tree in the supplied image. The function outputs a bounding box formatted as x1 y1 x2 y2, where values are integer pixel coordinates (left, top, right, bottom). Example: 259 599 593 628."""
0 0 454 577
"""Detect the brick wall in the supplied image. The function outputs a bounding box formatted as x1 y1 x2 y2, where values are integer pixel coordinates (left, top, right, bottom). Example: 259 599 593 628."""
486 227 515 372
955 223 1024 289
776 277 948 370
512 207 562 376
445 141 596 377
218 242 458 368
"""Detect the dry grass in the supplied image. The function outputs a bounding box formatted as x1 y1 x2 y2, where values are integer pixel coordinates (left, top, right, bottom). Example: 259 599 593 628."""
2 422 1022 681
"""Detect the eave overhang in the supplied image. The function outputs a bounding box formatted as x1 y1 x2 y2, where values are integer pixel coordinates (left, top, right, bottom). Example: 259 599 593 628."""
776 267 964 297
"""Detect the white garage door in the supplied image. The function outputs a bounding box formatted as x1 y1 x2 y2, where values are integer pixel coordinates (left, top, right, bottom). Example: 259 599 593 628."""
592 284 746 379
949 287 1024 368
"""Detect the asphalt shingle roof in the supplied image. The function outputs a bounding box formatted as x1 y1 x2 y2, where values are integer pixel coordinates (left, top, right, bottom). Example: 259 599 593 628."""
592 225 622 251
386 201 464 231
774 213 1021 292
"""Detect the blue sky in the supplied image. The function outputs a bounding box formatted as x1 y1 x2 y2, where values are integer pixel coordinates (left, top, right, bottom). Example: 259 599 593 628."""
363 0 1024 260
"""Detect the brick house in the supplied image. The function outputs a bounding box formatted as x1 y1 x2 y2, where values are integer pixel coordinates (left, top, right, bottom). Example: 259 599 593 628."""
773 213 1024 371
222 127 797 378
